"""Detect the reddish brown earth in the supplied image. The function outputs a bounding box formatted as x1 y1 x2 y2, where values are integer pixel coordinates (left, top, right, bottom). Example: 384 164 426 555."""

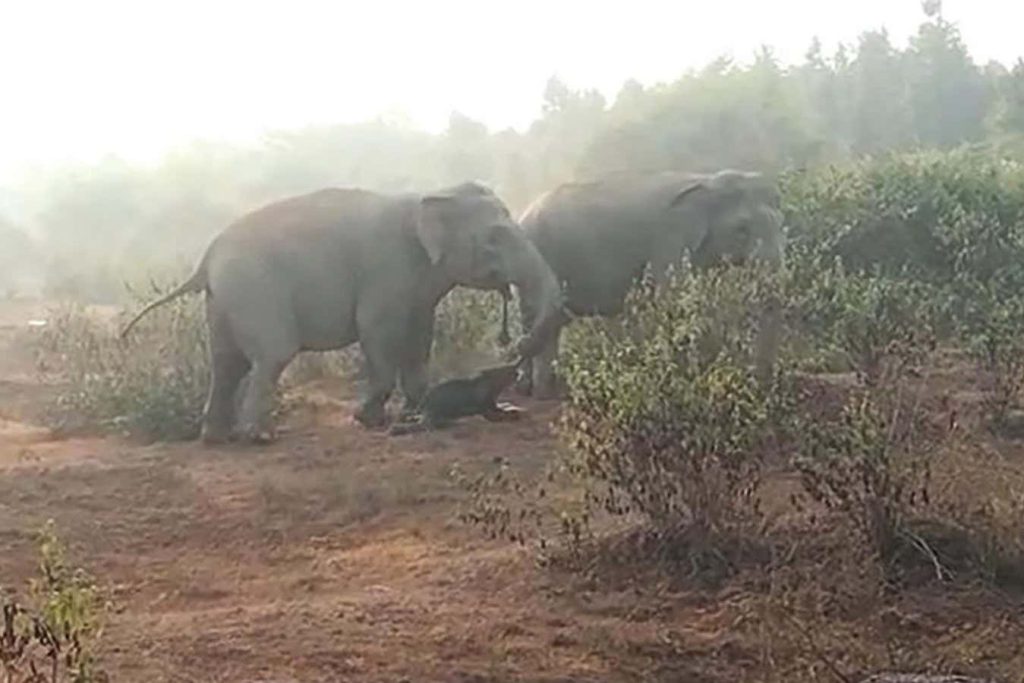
1 299 1022 683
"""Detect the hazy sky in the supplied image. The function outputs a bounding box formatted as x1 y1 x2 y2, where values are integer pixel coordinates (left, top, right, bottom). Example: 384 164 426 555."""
2 0 1021 178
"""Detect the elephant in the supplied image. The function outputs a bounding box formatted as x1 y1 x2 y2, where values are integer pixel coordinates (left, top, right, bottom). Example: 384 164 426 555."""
120 181 566 444
514 169 787 398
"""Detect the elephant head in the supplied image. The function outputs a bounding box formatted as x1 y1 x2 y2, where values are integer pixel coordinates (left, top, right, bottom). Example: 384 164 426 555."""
656 170 786 381
664 170 786 271
416 182 566 358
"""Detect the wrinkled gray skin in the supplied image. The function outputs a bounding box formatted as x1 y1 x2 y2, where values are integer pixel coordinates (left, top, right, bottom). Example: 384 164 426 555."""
121 182 565 443
517 169 786 398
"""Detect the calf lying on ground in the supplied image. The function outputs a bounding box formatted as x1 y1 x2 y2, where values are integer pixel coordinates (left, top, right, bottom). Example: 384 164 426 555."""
388 362 524 435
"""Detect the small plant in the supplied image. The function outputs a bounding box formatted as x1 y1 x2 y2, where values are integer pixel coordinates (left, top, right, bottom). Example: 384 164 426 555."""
451 458 548 547
794 382 939 571
920 442 1024 588
959 289 1024 431
789 261 938 383
35 278 208 441
0 522 109 683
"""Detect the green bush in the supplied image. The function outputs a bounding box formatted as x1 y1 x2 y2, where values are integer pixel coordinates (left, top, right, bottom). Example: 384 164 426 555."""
1 521 109 683
782 150 1024 288
794 384 937 568
556 263 791 556
450 150 1024 591
958 287 1024 429
787 261 939 382
36 281 208 441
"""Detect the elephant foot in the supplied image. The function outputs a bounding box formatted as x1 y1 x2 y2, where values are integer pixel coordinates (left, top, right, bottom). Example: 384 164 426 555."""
513 376 533 397
238 427 277 445
354 404 390 430
398 404 422 422
200 423 235 446
483 402 526 422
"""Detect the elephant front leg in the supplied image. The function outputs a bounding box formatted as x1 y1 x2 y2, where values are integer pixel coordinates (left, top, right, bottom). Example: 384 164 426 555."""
355 340 400 429
397 362 428 420
514 356 534 396
397 309 434 418
531 325 563 400
514 297 537 396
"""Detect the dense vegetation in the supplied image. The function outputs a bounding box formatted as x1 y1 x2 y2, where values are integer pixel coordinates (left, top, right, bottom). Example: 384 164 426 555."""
457 150 1024 607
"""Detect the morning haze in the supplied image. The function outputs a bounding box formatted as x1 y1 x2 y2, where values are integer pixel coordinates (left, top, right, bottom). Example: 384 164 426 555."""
2 1 1024 680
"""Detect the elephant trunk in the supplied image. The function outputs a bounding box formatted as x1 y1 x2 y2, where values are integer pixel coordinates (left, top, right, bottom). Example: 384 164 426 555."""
753 215 787 382
754 208 787 268
756 234 786 268
506 239 567 360
497 285 512 347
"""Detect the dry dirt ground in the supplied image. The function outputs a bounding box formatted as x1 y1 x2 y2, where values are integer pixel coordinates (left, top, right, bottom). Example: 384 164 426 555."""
1 299 1023 683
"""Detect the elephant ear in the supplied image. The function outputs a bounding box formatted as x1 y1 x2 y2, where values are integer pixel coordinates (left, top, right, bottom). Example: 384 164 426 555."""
667 182 706 209
666 181 715 261
416 194 455 265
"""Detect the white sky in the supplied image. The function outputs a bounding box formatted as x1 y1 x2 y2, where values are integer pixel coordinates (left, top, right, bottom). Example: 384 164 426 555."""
1 0 1022 179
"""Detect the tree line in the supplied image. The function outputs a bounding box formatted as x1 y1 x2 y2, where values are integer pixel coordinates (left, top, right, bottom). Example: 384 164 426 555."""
2 1 1023 301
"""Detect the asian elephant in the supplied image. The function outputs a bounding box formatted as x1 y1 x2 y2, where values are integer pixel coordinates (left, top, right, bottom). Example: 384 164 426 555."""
120 181 565 444
516 169 786 398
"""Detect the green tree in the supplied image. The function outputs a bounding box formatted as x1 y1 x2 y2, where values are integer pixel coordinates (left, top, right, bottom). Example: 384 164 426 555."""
994 60 1024 136
440 112 495 185
848 29 915 154
904 1 989 147
528 76 607 185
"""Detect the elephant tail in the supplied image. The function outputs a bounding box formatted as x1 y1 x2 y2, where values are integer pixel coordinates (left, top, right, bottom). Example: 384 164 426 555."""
119 265 207 340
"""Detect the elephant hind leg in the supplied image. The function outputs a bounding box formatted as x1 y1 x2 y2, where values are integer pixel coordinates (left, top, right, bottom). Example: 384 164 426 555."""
225 293 300 444
236 357 293 443
201 348 251 444
201 304 251 445
514 356 534 396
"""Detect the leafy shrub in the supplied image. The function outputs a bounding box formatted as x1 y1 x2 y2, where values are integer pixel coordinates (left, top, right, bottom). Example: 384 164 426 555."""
794 383 939 568
781 150 1024 288
555 263 791 561
787 261 939 382
957 286 1024 430
36 280 208 441
1 521 109 683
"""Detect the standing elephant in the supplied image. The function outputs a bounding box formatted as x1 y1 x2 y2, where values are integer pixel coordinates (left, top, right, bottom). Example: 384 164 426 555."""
121 181 565 444
516 169 786 398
